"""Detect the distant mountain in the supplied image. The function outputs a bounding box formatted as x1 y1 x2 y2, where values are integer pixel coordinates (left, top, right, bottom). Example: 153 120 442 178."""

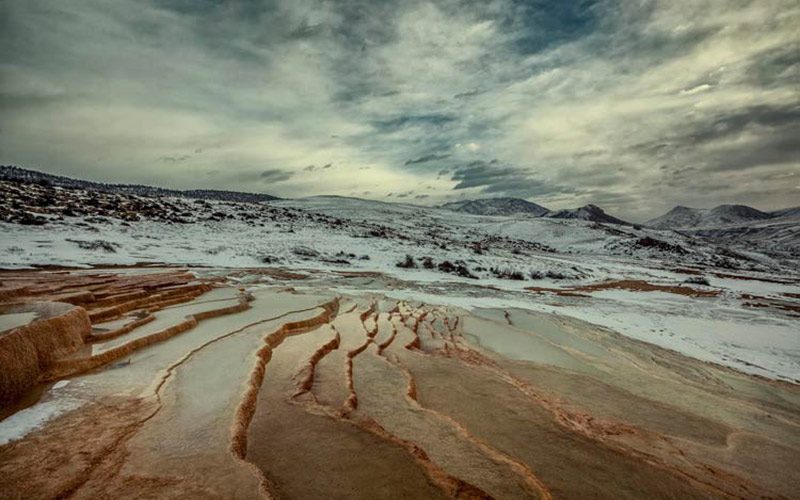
769 206 800 218
642 204 800 255
0 165 280 203
645 206 702 229
646 204 773 229
544 204 631 225
440 197 549 217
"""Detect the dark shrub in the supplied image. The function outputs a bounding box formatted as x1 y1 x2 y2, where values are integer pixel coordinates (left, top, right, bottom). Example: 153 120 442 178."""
491 268 525 280
683 276 710 286
438 260 477 279
634 237 687 254
396 255 417 268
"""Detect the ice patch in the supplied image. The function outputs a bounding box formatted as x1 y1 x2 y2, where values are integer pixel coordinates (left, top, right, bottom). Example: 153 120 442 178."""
0 397 82 446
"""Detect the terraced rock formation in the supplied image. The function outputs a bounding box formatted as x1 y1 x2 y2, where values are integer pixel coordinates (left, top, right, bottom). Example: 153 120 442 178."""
1 269 799 499
0 269 230 405
0 301 90 404
245 298 800 499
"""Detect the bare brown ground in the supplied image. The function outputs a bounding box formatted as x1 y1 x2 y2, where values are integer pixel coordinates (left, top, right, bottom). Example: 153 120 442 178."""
0 396 153 500
711 271 799 285
226 268 310 281
526 279 720 297
740 293 800 315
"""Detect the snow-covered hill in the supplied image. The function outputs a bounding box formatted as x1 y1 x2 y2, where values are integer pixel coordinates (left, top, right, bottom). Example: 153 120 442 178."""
544 204 630 225
684 216 800 257
439 198 632 227
439 197 549 217
646 206 704 229
647 204 773 229
645 204 800 256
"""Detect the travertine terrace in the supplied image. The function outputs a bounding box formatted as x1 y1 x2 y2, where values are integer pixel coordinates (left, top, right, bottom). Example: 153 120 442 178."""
1 267 798 499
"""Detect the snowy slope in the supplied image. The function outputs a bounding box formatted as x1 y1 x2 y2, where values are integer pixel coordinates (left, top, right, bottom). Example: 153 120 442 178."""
4 175 792 272
686 216 800 256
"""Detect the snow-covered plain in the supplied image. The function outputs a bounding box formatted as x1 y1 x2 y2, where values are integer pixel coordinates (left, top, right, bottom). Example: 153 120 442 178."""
2 191 799 383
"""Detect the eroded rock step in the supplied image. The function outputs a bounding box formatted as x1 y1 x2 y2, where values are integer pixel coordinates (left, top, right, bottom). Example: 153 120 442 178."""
0 287 339 499
245 302 450 500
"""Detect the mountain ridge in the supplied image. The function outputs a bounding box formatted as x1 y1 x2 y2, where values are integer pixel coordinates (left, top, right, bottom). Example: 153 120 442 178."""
0 165 281 204
646 204 787 229
440 197 550 217
544 204 631 225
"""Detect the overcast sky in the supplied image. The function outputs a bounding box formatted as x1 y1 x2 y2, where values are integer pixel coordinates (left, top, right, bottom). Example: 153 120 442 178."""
1 0 798 220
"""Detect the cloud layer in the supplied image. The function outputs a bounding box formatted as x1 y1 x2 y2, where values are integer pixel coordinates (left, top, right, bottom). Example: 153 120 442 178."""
1 0 797 220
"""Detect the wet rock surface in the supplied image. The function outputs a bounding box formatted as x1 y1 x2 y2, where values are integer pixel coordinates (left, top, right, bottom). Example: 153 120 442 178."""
1 268 798 499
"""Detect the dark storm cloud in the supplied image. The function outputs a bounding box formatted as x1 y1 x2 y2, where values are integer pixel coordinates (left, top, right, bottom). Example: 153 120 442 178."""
372 114 457 132
302 163 333 172
450 160 508 190
743 45 800 89
631 105 800 173
404 153 451 165
705 128 800 172
160 155 192 163
287 21 326 40
259 168 293 182
0 0 798 217
454 89 482 99
686 106 800 145
450 160 573 197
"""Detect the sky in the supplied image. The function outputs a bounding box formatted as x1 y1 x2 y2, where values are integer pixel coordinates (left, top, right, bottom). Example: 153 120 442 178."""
1 0 798 221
